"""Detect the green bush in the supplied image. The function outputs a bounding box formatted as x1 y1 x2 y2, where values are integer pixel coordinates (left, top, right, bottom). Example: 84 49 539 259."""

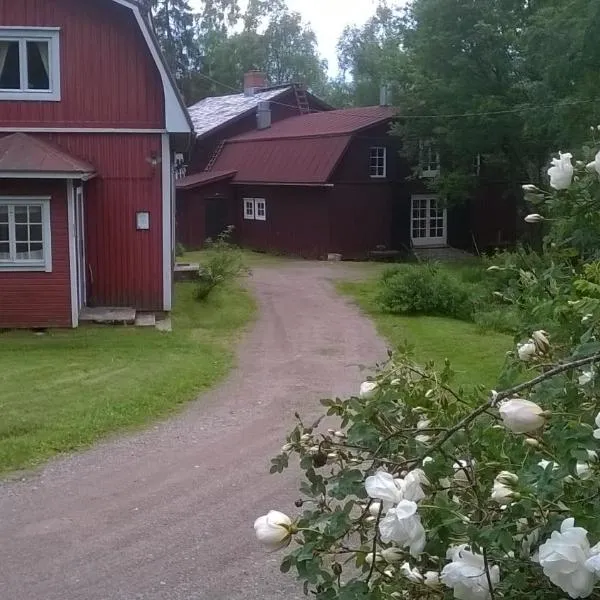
175 242 186 258
377 263 474 320
195 226 250 301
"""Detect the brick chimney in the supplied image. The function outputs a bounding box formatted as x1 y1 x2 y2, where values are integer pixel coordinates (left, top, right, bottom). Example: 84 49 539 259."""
243 70 267 96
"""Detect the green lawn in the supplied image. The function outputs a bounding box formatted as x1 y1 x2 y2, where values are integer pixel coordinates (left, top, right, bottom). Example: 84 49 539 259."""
336 278 512 388
178 248 290 268
0 281 256 475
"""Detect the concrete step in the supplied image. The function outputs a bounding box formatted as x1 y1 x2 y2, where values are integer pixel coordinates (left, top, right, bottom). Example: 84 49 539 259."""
80 307 136 325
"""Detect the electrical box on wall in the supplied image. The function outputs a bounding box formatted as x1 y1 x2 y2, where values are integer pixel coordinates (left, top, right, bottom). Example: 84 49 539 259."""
136 211 150 230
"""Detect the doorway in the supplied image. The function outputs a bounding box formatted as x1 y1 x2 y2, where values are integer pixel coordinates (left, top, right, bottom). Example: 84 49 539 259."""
205 197 228 241
411 195 447 247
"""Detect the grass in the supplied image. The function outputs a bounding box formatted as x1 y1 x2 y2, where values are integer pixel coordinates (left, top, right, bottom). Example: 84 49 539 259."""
0 280 256 475
178 248 290 268
336 276 513 388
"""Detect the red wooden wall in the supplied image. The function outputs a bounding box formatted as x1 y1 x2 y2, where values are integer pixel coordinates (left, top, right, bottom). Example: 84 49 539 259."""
0 180 71 328
233 185 330 259
0 0 164 129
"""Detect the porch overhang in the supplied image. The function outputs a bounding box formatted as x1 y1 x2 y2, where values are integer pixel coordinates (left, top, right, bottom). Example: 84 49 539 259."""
0 133 96 180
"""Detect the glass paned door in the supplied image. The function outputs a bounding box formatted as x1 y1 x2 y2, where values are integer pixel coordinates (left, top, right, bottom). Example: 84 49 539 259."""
411 196 447 247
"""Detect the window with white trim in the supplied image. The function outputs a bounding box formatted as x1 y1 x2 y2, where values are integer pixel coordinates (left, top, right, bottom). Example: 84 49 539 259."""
0 198 52 272
369 146 387 178
243 198 255 220
243 198 267 221
419 140 440 177
0 28 61 101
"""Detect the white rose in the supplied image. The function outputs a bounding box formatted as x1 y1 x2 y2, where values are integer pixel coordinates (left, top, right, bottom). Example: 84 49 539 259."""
365 470 403 504
586 150 600 176
522 184 541 193
584 542 600 575
378 500 426 557
440 545 500 600
369 501 382 517
424 570 441 588
532 330 550 354
579 369 594 386
537 518 596 598
517 341 537 361
253 510 293 550
548 151 574 190
381 546 404 563
499 398 546 433
594 412 600 440
400 561 423 583
417 418 431 430
359 381 378 399
415 434 431 444
576 461 592 480
396 470 426 502
490 472 518 506
524 213 544 224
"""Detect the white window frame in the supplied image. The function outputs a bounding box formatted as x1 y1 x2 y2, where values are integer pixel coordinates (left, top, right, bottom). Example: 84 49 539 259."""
419 140 440 178
0 196 52 272
0 27 61 102
369 146 387 178
410 194 447 247
254 198 266 221
243 198 255 220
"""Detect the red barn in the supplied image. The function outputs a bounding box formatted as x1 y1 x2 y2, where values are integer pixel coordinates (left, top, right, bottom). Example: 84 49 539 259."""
0 0 192 328
177 106 400 258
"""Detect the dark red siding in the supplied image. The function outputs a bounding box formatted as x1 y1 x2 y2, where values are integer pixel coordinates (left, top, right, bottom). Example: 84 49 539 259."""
329 184 393 258
176 181 233 249
0 0 164 128
233 186 330 259
0 180 71 328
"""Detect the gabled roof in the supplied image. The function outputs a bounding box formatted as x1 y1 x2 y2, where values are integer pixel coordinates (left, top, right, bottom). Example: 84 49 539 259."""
176 170 236 190
230 106 398 141
0 133 95 177
187 87 295 139
208 106 398 185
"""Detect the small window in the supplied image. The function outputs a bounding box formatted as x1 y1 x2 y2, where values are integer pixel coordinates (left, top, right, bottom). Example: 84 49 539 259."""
0 198 52 271
419 141 440 177
369 146 387 178
254 198 266 221
243 198 255 220
0 28 60 101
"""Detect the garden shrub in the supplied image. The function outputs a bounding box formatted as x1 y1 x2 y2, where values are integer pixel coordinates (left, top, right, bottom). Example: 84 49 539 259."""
377 263 474 320
194 226 250 301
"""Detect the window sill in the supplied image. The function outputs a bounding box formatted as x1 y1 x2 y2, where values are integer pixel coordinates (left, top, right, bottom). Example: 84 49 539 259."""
0 263 51 273
0 90 61 102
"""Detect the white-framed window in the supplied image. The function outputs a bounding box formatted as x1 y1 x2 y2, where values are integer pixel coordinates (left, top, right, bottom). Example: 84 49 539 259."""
254 198 266 221
243 198 255 220
369 146 387 178
0 197 52 272
0 27 61 101
243 198 267 221
419 140 440 177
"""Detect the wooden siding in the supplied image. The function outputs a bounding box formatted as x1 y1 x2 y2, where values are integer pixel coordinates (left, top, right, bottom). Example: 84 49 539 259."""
22 132 164 309
233 185 330 259
0 0 164 128
0 179 71 328
176 181 233 249
329 184 393 258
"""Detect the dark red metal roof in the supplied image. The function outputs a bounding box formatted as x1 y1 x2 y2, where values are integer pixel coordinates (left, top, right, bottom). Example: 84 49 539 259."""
213 136 352 184
176 170 237 190
231 106 398 141
0 133 95 175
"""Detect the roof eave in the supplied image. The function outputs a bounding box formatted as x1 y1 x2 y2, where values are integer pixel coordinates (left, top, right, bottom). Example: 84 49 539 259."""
0 171 97 179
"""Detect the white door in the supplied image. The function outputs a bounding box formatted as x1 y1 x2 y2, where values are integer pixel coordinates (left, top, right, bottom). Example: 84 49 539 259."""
74 186 86 309
411 195 447 247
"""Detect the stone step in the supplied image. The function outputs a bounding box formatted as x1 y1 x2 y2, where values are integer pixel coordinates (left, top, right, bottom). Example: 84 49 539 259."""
80 307 136 325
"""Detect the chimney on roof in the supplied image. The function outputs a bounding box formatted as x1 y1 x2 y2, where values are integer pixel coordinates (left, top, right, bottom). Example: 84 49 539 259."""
256 101 272 130
380 84 392 107
244 70 267 96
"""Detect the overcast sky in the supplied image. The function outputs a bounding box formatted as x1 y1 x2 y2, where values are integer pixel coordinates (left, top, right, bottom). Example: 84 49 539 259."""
189 0 380 75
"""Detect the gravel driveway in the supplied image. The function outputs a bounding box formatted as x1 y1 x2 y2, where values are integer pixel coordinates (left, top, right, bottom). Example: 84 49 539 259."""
0 262 386 600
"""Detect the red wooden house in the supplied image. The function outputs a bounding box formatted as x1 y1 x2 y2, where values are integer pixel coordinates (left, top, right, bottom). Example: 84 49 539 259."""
0 0 192 328
177 106 399 258
177 72 331 247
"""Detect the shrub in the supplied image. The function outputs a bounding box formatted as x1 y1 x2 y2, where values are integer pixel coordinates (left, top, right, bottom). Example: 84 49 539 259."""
377 263 474 320
194 226 249 301
175 242 186 258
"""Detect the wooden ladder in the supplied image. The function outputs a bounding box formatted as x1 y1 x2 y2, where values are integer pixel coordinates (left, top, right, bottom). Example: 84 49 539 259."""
294 86 311 115
205 140 225 171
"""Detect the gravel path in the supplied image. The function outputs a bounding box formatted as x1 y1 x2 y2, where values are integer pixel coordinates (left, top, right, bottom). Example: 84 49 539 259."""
0 262 386 600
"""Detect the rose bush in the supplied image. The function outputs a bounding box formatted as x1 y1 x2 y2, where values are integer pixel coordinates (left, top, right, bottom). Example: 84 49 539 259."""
254 140 600 599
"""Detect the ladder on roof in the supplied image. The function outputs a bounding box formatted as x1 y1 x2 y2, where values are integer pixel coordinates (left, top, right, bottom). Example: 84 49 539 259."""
205 140 225 171
294 86 311 115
